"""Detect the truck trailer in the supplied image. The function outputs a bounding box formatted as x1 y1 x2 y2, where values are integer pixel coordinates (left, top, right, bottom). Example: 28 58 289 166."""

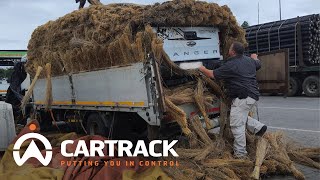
245 14 320 97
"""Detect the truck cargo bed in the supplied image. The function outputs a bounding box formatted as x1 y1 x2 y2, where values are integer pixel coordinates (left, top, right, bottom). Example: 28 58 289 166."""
33 60 164 126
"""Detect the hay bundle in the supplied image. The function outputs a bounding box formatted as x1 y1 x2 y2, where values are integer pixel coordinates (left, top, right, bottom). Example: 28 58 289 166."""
194 79 212 130
264 132 305 180
165 132 319 180
285 147 320 170
26 0 246 76
219 167 240 180
165 82 215 106
205 168 234 180
162 167 188 180
164 97 192 136
20 66 43 114
182 169 206 179
176 148 203 159
203 159 253 168
289 151 320 169
250 137 269 179
163 131 320 180
189 116 212 146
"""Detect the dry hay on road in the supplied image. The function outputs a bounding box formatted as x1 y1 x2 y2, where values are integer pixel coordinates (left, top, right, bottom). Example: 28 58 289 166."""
163 130 320 180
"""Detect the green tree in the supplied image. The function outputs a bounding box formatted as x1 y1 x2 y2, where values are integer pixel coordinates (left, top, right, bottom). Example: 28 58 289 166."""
0 68 13 79
241 21 250 29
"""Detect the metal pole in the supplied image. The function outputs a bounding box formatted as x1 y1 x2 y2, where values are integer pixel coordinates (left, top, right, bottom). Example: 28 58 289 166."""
279 0 282 20
258 1 260 24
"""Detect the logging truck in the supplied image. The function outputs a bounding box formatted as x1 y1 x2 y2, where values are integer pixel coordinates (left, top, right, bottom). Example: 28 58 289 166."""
245 14 320 97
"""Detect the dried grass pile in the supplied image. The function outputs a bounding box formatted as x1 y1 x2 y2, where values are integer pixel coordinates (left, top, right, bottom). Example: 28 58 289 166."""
26 0 246 77
163 130 320 180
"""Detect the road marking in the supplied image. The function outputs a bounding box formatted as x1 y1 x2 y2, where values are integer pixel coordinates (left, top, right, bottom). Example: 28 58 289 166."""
260 107 320 111
268 126 320 133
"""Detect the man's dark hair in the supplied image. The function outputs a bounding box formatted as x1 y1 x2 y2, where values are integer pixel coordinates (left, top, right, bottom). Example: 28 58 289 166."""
231 42 245 55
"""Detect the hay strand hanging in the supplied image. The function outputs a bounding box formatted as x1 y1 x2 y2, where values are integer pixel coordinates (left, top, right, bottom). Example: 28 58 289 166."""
20 66 43 114
164 97 191 136
251 137 269 179
194 78 212 130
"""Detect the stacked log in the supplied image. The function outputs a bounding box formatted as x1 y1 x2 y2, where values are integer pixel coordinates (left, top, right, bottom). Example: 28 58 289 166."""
245 14 320 66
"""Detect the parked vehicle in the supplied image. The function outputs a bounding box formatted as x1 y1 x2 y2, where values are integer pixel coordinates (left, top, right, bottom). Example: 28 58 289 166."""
0 79 9 101
10 27 222 139
245 14 320 97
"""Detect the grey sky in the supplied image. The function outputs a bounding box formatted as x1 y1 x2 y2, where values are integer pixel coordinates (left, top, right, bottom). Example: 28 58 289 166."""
0 0 319 50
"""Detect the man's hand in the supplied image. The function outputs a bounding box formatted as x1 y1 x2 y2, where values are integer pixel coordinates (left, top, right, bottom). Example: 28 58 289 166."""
198 65 207 73
251 53 258 60
198 66 214 78
251 54 261 70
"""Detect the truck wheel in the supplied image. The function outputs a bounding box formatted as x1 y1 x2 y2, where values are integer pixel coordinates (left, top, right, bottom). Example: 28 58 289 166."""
303 76 319 97
288 77 302 96
86 114 107 136
147 125 160 141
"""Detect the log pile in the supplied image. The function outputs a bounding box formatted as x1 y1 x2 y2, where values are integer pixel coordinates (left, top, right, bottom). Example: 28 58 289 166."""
245 14 320 66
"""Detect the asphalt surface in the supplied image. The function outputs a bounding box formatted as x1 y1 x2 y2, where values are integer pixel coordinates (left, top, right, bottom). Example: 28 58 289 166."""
257 96 320 180
258 96 320 147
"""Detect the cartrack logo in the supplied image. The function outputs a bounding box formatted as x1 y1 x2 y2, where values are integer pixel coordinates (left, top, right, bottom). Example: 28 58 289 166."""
13 133 52 166
12 132 179 167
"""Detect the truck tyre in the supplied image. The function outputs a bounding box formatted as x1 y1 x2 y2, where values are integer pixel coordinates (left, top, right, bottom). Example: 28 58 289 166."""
303 76 319 97
288 77 302 96
86 113 107 136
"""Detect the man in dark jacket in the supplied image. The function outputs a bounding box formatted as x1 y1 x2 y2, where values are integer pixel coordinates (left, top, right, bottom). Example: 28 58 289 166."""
199 41 267 158
75 0 101 9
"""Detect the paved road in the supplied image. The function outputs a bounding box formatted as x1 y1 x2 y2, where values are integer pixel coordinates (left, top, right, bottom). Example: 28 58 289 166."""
258 96 320 147
257 96 320 180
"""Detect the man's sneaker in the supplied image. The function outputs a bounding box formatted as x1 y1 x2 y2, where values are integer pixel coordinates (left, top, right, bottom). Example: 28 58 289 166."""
233 154 250 160
256 125 267 137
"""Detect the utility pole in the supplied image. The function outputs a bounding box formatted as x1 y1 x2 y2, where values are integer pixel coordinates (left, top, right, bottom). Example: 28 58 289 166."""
258 1 260 24
279 0 282 20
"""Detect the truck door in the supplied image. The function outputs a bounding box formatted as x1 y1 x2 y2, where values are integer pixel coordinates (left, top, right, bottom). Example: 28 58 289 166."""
256 49 289 96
